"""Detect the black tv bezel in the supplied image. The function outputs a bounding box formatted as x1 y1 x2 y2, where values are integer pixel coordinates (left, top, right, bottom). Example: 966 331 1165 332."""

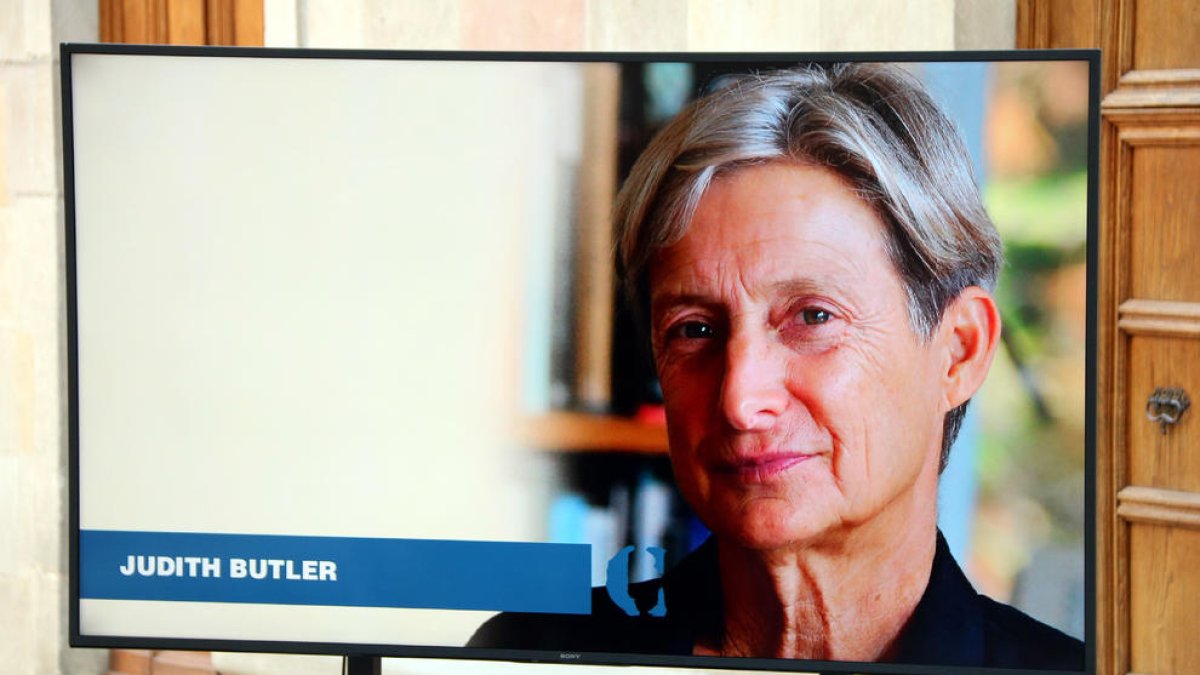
62 43 1100 675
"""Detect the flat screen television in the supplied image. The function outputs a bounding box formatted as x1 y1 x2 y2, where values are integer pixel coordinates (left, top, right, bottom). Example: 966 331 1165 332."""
65 44 1098 675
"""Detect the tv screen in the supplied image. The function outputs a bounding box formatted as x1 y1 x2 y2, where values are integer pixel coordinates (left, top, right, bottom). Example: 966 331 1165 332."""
65 45 1097 674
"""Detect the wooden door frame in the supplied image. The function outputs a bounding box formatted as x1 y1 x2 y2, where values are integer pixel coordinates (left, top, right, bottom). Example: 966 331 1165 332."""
1020 2 1200 674
1015 2 1116 673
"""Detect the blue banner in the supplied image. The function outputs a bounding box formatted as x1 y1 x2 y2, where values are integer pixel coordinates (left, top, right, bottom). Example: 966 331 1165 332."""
80 530 592 614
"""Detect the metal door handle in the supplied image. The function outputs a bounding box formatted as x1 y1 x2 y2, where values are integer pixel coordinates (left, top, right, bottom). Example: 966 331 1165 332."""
1146 387 1190 435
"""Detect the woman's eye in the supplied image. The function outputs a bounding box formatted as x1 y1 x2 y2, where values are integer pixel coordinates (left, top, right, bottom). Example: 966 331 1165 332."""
799 308 832 325
679 321 716 339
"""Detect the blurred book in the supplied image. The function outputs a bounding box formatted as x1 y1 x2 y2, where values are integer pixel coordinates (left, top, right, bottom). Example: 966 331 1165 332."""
632 472 673 582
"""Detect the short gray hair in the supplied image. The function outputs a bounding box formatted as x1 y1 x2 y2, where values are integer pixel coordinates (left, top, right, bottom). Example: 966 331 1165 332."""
614 63 1003 472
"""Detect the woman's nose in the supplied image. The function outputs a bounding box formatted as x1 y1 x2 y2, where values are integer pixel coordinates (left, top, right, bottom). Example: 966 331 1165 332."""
719 331 789 431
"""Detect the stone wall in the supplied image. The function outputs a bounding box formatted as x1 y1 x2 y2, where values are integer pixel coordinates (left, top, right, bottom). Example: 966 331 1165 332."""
264 0 1014 52
1 0 107 673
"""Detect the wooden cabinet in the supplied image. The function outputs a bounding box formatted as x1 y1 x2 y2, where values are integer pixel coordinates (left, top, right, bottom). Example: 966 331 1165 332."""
1020 2 1200 673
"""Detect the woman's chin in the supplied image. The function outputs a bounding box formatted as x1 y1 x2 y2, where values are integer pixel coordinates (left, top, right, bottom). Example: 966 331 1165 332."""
711 501 835 552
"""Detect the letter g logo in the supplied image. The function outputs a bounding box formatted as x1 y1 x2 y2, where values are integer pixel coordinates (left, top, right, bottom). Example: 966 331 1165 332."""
604 545 667 617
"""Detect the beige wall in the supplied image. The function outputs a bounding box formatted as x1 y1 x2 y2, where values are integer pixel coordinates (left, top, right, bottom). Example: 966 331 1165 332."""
2 1 1011 673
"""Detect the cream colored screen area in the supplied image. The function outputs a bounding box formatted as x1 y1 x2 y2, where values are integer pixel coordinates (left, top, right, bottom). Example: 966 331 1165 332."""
71 53 589 644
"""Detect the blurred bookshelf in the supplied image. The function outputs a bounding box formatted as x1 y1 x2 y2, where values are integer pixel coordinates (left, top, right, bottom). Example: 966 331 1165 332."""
513 62 712 581
517 412 668 454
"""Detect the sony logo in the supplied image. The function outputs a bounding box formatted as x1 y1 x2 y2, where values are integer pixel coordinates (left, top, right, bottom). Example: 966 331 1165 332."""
559 652 582 660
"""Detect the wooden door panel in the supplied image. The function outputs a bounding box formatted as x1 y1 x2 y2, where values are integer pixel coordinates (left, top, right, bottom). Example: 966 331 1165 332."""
1121 128 1200 301
101 0 262 46
165 0 207 45
1128 0 1200 73
1125 334 1200 492
1128 522 1200 674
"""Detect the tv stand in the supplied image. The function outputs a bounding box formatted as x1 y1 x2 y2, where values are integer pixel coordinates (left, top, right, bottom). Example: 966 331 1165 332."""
345 655 381 675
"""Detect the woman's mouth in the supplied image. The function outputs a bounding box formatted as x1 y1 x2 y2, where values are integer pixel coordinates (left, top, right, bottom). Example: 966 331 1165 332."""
717 453 816 482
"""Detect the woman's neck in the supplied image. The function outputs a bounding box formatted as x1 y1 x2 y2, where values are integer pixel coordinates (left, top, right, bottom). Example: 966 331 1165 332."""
707 493 939 661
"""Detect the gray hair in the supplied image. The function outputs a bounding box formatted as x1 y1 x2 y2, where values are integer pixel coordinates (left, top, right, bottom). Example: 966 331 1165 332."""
614 63 1003 472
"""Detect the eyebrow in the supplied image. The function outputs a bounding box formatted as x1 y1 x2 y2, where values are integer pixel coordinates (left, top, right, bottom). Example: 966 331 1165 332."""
769 278 824 297
653 277 855 330
652 277 850 309
648 292 719 326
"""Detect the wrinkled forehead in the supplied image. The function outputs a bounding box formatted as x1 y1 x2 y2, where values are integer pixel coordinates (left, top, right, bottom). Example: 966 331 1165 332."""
646 163 897 307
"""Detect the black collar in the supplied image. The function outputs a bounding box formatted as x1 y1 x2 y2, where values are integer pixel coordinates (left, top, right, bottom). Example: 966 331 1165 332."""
889 530 985 665
662 530 984 665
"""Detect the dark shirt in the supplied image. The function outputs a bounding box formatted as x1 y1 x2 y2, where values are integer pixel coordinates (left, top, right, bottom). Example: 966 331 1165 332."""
468 532 1084 671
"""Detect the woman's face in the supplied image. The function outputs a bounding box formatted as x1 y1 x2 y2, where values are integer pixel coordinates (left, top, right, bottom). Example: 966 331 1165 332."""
649 162 950 551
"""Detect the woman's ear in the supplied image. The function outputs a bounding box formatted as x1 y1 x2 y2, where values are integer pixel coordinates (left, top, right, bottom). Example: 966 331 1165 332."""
938 286 1002 410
